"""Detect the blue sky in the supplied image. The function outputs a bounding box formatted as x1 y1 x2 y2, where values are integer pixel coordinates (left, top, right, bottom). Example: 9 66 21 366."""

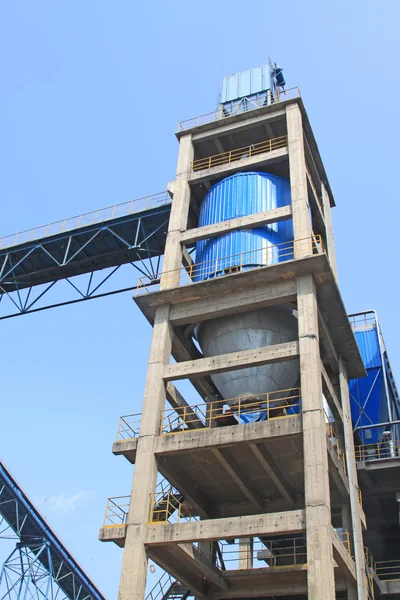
1 0 399 597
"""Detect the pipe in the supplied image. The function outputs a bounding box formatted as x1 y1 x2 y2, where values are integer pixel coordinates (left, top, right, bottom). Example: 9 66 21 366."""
354 420 400 432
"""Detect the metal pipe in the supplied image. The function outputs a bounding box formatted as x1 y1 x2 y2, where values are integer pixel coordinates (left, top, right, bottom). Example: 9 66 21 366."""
354 420 400 431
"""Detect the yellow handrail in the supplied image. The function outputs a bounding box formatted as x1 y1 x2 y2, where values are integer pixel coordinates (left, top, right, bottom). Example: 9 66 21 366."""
160 388 301 436
355 440 400 462
103 496 130 527
191 136 287 172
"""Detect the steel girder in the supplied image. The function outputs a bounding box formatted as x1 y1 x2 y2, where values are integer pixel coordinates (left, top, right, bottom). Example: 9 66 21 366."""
0 204 171 319
0 463 104 600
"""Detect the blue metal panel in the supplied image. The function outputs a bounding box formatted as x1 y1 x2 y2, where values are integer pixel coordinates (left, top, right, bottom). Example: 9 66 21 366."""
353 328 381 369
349 324 387 443
194 172 293 281
221 65 270 103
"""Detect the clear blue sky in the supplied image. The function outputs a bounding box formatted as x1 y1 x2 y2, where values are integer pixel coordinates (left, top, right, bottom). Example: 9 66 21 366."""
1 0 399 597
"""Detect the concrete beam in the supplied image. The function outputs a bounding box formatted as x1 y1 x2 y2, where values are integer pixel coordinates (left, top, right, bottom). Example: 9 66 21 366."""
157 458 212 518
211 448 264 509
169 279 297 327
177 543 229 590
249 443 297 506
145 509 306 545
165 382 204 429
331 528 357 582
188 147 288 186
171 331 221 400
147 548 205 597
321 362 343 424
180 206 292 245
155 415 302 455
326 438 350 499
190 109 286 142
164 341 299 381
318 311 339 367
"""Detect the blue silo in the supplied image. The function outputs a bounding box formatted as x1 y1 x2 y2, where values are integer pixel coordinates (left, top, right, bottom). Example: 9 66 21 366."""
194 171 300 416
194 172 294 281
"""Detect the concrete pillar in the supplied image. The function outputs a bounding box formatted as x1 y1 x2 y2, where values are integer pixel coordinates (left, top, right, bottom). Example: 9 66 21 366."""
297 274 335 600
321 183 338 279
238 538 253 570
161 134 194 287
118 136 194 600
118 306 173 600
286 104 312 258
339 356 367 600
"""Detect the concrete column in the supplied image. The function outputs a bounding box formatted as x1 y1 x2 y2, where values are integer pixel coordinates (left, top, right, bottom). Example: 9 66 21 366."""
118 136 194 600
321 183 338 279
297 274 335 600
339 355 367 600
238 538 253 569
118 306 173 600
161 133 194 288
286 104 312 258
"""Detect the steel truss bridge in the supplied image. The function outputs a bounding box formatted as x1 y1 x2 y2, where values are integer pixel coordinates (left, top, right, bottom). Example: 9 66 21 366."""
0 461 105 600
0 192 177 598
0 192 172 320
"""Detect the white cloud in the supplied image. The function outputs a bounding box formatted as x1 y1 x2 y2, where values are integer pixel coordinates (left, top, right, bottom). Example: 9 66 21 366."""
43 491 93 516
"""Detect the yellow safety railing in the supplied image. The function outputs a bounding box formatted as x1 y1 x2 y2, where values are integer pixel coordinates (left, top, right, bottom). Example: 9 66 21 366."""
191 136 287 172
365 547 377 573
148 491 199 525
375 559 400 581
326 422 347 475
220 536 307 569
136 234 325 295
103 496 130 527
177 87 301 131
160 388 301 436
0 191 171 250
355 440 400 462
337 530 352 555
116 414 141 441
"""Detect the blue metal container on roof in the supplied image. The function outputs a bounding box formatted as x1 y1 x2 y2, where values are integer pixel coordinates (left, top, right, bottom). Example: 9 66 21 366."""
220 65 273 103
194 172 293 281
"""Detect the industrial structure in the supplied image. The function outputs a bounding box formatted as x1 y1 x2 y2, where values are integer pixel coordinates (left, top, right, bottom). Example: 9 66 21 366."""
1 62 400 600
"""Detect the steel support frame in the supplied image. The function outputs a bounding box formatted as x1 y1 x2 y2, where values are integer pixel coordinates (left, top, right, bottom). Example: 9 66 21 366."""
0 214 170 320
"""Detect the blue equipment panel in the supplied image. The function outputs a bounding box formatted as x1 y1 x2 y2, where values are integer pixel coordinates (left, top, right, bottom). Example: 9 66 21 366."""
194 172 293 281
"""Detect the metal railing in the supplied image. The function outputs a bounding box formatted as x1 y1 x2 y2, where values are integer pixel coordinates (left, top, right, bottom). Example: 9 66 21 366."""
161 388 301 436
0 191 171 250
103 496 130 527
355 440 400 462
145 571 187 600
219 536 307 570
336 530 352 555
375 559 400 581
148 492 198 526
136 234 324 295
177 87 301 131
116 414 141 441
191 136 287 172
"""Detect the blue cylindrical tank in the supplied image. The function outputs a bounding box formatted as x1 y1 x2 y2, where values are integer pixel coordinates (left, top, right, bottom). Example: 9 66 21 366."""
194 172 293 281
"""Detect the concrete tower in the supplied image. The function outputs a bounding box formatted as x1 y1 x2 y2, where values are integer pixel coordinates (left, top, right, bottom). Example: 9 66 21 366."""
100 69 368 600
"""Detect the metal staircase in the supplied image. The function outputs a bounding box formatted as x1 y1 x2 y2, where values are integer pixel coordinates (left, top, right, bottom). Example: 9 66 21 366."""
145 571 190 600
